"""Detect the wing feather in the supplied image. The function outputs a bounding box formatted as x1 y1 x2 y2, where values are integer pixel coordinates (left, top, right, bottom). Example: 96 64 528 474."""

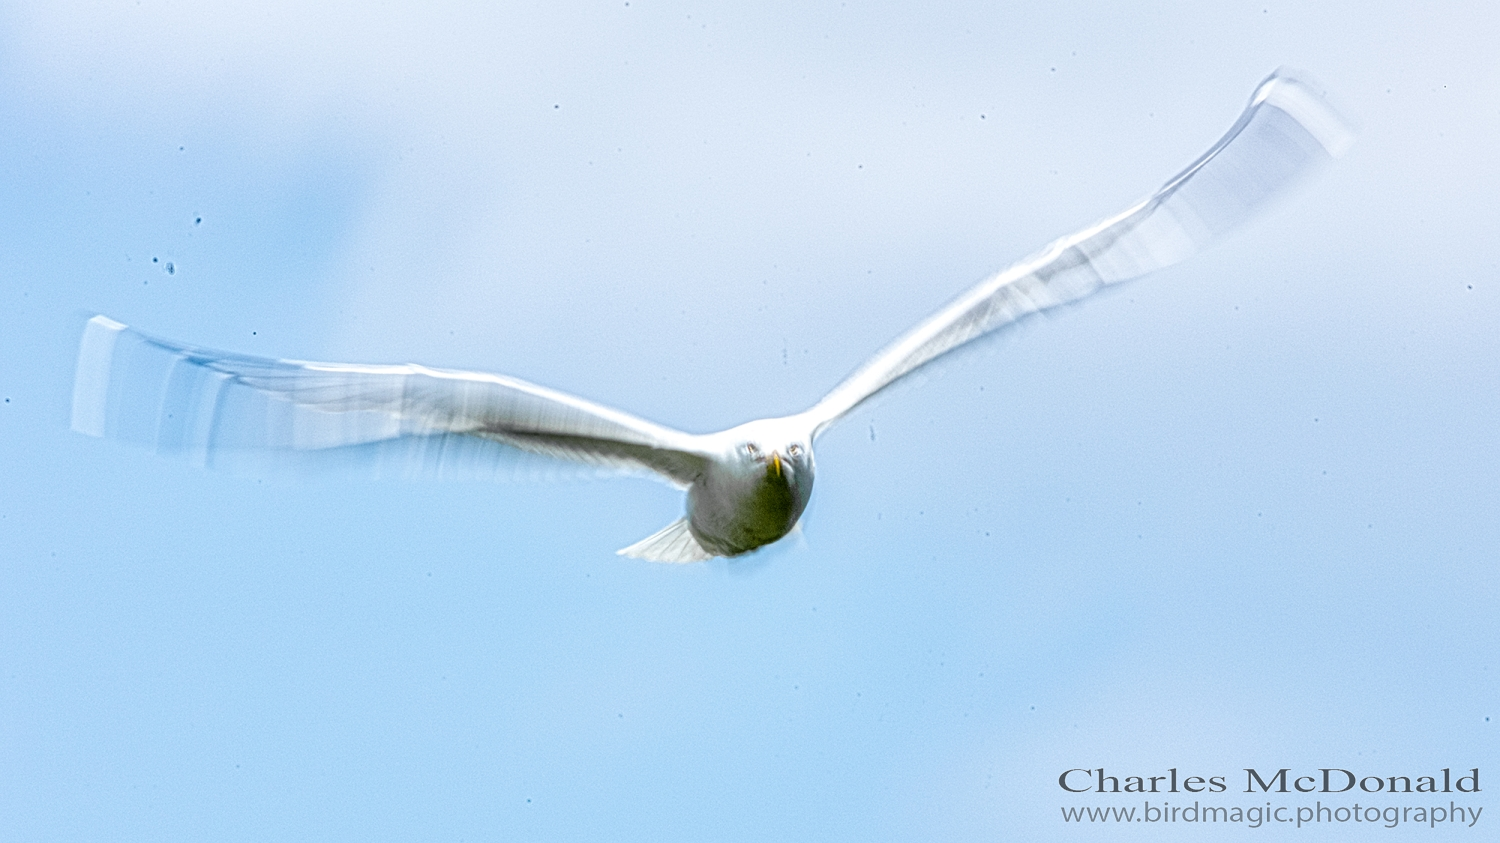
72 316 710 486
805 69 1353 434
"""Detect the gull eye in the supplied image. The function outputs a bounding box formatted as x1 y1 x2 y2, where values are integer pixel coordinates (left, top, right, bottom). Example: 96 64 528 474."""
744 442 760 456
787 443 802 456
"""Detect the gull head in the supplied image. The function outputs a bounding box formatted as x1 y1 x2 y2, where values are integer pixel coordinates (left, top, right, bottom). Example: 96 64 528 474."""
724 417 815 491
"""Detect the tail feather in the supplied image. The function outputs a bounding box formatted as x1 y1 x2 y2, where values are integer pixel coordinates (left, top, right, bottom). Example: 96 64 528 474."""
617 517 715 563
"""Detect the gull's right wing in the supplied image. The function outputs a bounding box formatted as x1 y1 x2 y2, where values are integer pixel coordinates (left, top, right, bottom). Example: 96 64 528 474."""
804 69 1353 436
72 316 712 486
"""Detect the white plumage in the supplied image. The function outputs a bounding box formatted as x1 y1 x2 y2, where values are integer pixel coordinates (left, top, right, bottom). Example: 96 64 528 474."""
73 69 1352 562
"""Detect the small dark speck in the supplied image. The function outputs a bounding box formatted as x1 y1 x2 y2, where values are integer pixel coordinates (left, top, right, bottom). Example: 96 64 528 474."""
252 331 257 336
178 146 184 151
165 262 175 275
4 398 8 403
553 104 560 109
980 113 986 119
195 217 202 225
1468 284 1473 289
152 257 158 263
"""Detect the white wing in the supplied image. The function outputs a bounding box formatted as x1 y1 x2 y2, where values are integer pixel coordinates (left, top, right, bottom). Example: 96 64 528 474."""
71 316 712 486
804 69 1353 435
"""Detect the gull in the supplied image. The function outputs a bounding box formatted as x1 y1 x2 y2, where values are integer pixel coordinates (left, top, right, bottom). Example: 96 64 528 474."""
72 70 1351 563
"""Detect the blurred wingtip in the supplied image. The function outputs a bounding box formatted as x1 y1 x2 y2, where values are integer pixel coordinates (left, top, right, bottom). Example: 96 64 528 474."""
71 314 128 437
1254 66 1357 158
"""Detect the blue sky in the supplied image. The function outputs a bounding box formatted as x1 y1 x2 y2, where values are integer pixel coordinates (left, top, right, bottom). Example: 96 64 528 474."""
2 1 1496 840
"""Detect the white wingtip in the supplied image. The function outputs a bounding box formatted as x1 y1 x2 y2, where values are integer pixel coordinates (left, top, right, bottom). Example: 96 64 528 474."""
71 315 128 437
1254 67 1357 158
617 517 716 563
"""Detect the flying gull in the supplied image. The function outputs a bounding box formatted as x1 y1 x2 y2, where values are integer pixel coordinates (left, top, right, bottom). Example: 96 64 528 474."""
71 70 1352 562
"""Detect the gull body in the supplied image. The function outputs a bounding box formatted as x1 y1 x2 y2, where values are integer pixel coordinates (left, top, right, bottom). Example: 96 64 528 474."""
71 70 1351 562
680 419 816 560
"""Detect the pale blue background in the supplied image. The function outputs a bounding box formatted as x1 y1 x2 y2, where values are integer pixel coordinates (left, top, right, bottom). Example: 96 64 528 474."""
1 2 1496 840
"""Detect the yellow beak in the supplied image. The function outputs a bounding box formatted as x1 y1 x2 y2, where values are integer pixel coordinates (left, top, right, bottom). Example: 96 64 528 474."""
770 452 782 477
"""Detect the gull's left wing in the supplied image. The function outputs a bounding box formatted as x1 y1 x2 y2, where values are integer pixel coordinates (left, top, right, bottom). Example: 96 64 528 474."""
71 316 712 486
803 69 1353 436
